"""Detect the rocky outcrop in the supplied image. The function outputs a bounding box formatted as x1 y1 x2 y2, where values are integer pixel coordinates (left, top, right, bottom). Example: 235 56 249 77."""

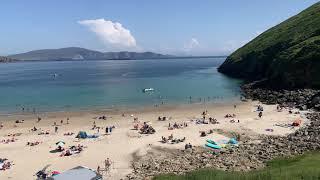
127 113 320 179
241 82 320 110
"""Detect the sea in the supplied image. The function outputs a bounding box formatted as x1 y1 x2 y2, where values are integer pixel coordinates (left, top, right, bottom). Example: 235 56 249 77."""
0 57 243 114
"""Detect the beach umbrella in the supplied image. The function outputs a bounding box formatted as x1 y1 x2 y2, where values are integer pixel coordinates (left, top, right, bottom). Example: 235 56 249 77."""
55 141 65 146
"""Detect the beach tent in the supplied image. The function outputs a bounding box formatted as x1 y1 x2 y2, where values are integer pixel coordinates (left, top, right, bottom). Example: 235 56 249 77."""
76 131 88 139
47 166 102 180
56 141 65 147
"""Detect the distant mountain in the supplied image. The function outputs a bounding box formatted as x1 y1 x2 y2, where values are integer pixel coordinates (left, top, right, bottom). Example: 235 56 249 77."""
0 56 16 63
8 47 173 61
218 2 320 89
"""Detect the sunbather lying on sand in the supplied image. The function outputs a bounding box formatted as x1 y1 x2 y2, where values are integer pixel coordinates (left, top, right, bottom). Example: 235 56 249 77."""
1 138 17 144
26 141 42 146
7 133 22 137
38 130 50 135
0 160 13 171
60 144 85 156
63 132 74 136
225 114 236 118
15 120 24 123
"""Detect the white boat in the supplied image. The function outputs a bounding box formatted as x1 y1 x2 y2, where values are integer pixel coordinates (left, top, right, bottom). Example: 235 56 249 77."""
142 88 154 93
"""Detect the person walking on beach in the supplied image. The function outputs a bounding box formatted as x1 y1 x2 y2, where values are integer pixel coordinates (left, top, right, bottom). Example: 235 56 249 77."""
60 120 63 125
97 166 101 175
55 126 58 133
67 118 69 124
104 158 111 172
258 111 263 118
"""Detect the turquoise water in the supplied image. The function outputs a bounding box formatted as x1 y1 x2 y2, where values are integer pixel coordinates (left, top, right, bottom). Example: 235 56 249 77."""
0 58 242 113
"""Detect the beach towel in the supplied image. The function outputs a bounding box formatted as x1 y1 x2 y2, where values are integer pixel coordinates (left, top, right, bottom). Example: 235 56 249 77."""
87 134 99 138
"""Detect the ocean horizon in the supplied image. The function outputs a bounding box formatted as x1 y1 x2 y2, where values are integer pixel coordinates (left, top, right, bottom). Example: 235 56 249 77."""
0 57 242 114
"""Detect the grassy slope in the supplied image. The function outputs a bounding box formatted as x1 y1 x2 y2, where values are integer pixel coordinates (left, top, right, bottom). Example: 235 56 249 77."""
218 2 320 88
154 152 320 180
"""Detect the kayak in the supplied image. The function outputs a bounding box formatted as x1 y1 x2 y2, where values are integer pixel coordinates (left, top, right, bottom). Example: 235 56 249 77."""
206 139 217 145
205 142 221 149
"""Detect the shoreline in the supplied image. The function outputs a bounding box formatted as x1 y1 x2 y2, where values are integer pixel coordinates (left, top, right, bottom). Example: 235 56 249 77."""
0 99 242 120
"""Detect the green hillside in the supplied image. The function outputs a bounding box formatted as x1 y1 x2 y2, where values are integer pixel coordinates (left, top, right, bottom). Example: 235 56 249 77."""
218 2 320 89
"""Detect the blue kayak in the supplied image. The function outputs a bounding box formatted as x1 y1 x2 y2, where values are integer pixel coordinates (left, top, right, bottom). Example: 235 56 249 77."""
206 139 217 145
205 142 221 149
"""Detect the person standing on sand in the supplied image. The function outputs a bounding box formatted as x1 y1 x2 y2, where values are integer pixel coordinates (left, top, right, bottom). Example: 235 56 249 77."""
37 117 41 123
55 126 58 133
105 158 111 172
97 166 101 175
67 118 69 124
105 126 108 134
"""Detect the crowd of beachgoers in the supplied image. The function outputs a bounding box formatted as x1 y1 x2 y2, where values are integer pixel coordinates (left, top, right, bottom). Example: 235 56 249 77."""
0 101 307 179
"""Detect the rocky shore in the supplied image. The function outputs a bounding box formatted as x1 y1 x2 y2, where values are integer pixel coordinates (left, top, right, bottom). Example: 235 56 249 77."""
241 82 320 110
126 84 320 179
127 112 320 179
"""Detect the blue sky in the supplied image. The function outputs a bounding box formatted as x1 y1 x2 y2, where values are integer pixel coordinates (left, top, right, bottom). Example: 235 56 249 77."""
0 0 319 56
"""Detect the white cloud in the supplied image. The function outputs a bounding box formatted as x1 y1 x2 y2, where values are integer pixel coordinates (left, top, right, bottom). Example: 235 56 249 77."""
78 19 137 48
183 38 200 51
221 30 266 54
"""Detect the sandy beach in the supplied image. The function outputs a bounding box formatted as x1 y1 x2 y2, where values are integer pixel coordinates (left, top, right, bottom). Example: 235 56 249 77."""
0 101 308 179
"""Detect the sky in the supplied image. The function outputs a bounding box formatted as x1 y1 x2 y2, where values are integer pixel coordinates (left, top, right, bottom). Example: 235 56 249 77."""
0 0 319 56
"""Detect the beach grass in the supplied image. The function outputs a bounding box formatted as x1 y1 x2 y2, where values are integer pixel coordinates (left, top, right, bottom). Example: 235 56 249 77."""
153 152 320 180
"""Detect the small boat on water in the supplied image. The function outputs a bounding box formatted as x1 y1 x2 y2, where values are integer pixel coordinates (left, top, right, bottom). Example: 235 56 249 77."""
142 88 154 93
51 73 59 78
